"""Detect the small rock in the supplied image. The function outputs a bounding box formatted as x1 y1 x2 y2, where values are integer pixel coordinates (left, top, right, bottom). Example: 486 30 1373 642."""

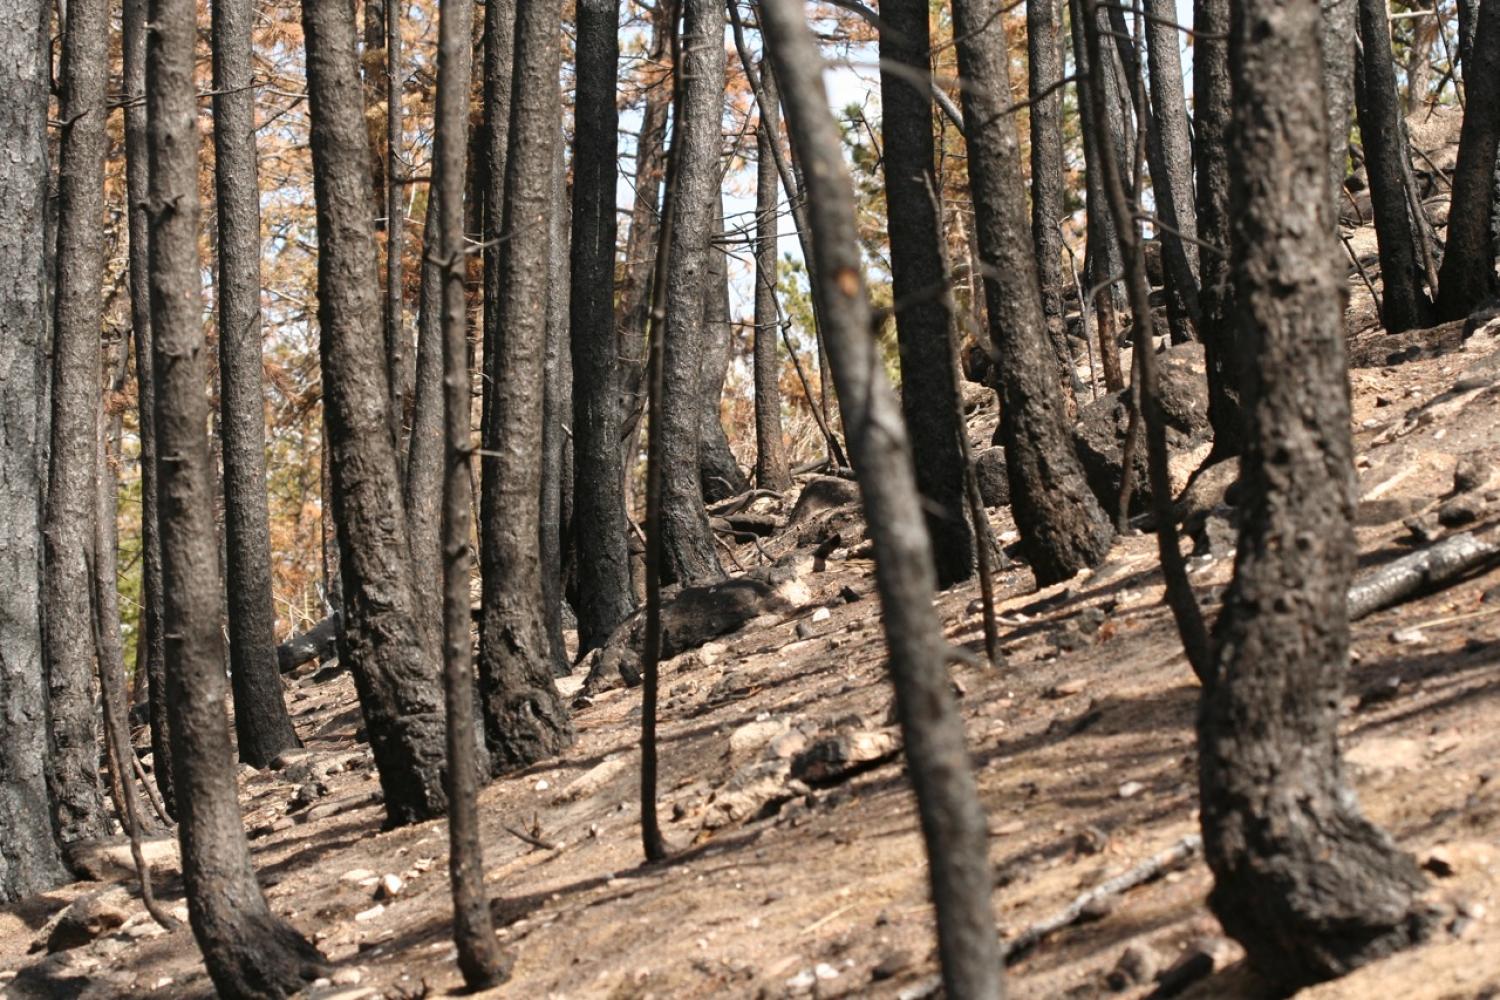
331 968 364 986
1422 848 1456 877
534 779 550 792
374 873 404 900
1403 513 1443 545
795 621 816 640
1153 937 1230 998
1454 455 1493 494
353 903 385 923
814 962 840 980
1390 627 1427 645
1075 606 1106 635
340 868 376 884
785 968 817 993
289 781 329 811
1105 942 1160 991
1117 780 1145 799
1437 492 1485 527
41 891 131 953
839 585 862 604
871 950 912 981
1045 678 1088 699
811 606 832 623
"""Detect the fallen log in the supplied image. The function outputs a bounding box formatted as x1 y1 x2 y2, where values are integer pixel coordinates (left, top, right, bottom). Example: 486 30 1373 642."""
276 612 341 673
1347 532 1500 621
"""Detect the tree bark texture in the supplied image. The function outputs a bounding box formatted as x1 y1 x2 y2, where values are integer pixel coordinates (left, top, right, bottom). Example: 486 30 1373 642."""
758 6 1002 996
1198 0 1435 983
1142 0 1201 336
1027 0 1078 398
699 196 750 505
405 189 444 643
540 134 573 673
213 0 301 767
879 0 974 588
45 0 110 846
479 0 515 518
149 0 326 987
753 59 792 493
385 0 408 441
303 0 448 826
476 0 573 774
0 0 68 902
658 0 727 588
1435 0 1499 319
1355 0 1435 332
570 0 637 656
1322 0 1358 193
953 0 1116 588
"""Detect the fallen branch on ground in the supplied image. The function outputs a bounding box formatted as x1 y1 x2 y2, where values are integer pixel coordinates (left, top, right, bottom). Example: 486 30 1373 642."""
1347 532 1500 621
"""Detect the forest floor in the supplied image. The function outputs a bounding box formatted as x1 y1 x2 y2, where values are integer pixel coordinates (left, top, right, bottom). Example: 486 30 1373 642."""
5 309 1500 1000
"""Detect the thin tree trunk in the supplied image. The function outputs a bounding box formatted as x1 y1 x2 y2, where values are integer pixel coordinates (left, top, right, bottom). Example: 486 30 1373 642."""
953 0 1116 588
1027 0 1078 398
148 0 326 985
45 0 110 846
213 0 301 767
1142 0 1201 336
434 0 507 980
879 0 974 588
405 189 443 641
753 58 792 493
759 5 1002 995
658 0 727 587
303 0 448 826
476 0 573 774
540 134 572 673
385 0 408 448
1435 0 1499 319
0 0 69 902
1322 0 1358 193
699 196 749 505
1355 0 1435 332
570 0 636 656
1197 0 1436 983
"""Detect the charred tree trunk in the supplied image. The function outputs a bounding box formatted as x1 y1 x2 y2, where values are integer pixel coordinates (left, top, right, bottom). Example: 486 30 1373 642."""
1322 0 1358 193
1142 0 1201 337
476 0 573 773
1027 0 1078 398
753 58 792 493
480 0 516 502
1435 0 1499 319
1355 0 1435 332
213 0 301 767
1197 0 1436 984
303 0 448 826
759 5 1002 995
953 0 1116 588
879 0 974 588
405 189 444 639
0 0 68 902
385 0 408 447
148 0 326 986
699 197 749 505
570 0 636 656
45 0 110 846
658 0 727 587
540 135 572 672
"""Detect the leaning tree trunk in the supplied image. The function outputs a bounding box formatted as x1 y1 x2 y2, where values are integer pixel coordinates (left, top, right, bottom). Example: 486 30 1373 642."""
1027 0 1078 399
1354 0 1435 332
879 0 974 588
1435 0 1500 319
303 0 448 826
213 0 301 767
45 0 110 846
476 0 573 774
0 0 68 903
1196 0 1436 985
699 195 750 505
148 0 326 988
123 0 174 814
569 0 636 657
753 58 793 493
759 4 1002 996
658 0 727 587
953 0 1116 588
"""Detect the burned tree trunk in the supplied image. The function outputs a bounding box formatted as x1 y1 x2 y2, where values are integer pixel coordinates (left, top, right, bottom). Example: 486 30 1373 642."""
952 0 1115 587
658 0 727 587
1028 0 1078 397
1435 0 1499 319
699 196 749 505
405 189 444 638
476 0 573 773
753 59 792 493
1322 0 1358 193
0 0 68 902
1197 0 1435 983
760 3 1002 996
540 136 572 672
479 0 516 537
303 0 448 825
213 0 301 767
879 0 974 588
45 0 110 846
570 0 636 656
149 0 326 986
1143 0 1201 337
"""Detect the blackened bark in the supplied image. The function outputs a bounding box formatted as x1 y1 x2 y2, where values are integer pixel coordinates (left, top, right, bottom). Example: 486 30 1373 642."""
0 0 67 902
45 0 110 846
213 0 301 767
362 0 387 226
1435 0 1499 319
1355 0 1435 332
658 0 726 587
879 0 974 588
385 0 407 437
1198 0 1435 983
540 135 572 672
953 0 1115 588
1322 0 1358 193
434 0 507 981
759 5 1002 995
148 0 326 986
1142 0 1201 337
405 189 443 639
1193 0 1243 458
123 0 173 815
571 0 636 656
479 0 515 530
699 198 749 505
754 59 792 493
1028 0 1077 394
303 0 448 826
476 0 573 773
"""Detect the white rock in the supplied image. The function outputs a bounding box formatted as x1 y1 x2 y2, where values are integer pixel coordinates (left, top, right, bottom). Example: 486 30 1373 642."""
340 869 376 884
353 903 385 923
374 873 404 900
811 607 832 623
814 962 840 980
534 778 550 791
1117 781 1145 799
